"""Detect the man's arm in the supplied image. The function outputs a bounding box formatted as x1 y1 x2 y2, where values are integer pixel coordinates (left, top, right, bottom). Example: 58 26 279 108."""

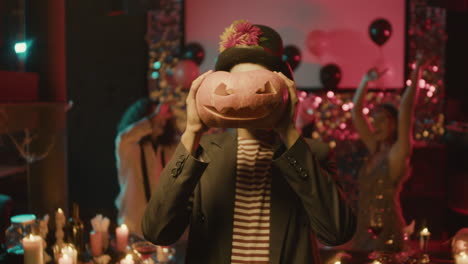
273 137 356 246
141 142 208 245
142 70 213 244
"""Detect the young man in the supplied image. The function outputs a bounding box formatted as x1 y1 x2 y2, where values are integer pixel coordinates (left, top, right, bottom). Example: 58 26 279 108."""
143 20 356 263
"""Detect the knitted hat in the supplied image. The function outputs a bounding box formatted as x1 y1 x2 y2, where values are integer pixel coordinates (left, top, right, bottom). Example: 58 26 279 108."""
214 20 293 80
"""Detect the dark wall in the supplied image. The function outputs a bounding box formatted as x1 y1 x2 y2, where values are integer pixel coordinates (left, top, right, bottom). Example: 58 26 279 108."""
0 0 19 71
66 0 148 220
445 9 468 122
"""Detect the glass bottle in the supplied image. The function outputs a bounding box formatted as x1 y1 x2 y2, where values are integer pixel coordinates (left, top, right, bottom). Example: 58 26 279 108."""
4 214 37 252
66 203 84 257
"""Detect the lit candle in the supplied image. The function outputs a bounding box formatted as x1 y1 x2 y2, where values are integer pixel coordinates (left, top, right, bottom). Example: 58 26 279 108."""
120 254 135 264
420 227 430 236
55 208 65 226
419 227 431 252
455 252 468 264
61 245 77 264
90 230 103 256
116 224 129 252
58 253 73 264
22 234 44 264
55 208 66 245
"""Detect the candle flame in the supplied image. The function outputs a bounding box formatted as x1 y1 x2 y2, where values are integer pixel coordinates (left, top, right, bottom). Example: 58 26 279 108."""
121 224 128 230
334 261 341 264
420 227 430 236
58 208 63 213
28 234 34 239
125 254 133 260
372 261 382 264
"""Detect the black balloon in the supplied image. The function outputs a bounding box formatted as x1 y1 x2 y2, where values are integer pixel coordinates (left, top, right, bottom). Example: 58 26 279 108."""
320 64 342 90
369 18 392 46
282 45 302 71
182 42 205 65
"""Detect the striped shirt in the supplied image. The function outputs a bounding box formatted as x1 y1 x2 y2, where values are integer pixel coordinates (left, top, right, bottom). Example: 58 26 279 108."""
231 137 274 264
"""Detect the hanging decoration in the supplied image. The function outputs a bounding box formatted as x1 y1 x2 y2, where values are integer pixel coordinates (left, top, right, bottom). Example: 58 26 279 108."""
408 0 446 142
369 18 393 47
182 42 205 65
282 45 302 71
146 0 185 104
306 30 328 59
173 60 200 90
319 64 342 91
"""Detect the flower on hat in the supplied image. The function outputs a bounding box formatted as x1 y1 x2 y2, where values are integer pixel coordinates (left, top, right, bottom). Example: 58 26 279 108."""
219 20 265 52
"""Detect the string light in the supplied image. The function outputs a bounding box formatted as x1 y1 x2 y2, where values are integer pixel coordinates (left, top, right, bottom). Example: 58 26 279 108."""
153 61 162 70
418 79 426 88
14 42 28 54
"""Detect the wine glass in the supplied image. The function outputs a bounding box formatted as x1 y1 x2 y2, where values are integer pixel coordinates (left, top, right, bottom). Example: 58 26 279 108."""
132 241 157 264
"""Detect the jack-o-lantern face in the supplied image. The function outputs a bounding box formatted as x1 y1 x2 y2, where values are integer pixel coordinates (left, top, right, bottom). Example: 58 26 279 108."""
196 69 289 128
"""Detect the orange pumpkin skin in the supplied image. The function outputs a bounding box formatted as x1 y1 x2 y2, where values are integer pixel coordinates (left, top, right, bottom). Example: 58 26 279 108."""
196 69 289 128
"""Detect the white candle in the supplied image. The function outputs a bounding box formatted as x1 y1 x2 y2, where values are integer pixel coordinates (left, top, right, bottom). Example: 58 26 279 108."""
455 252 468 264
55 208 65 227
58 253 73 264
22 234 44 264
419 227 431 251
116 224 129 252
61 245 77 264
90 230 103 256
55 208 66 245
120 254 135 264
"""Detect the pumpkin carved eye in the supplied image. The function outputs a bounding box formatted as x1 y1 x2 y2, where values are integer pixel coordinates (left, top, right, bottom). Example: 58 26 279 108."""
256 81 276 94
214 83 233 96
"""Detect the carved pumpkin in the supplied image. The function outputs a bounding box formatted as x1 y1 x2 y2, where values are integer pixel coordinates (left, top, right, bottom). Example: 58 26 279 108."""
196 69 289 128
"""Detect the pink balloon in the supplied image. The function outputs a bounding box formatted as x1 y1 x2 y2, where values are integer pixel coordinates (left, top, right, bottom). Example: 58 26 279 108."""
306 30 328 58
173 60 200 89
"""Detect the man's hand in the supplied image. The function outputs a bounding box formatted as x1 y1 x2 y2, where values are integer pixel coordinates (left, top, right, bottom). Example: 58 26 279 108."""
184 70 213 135
181 70 213 154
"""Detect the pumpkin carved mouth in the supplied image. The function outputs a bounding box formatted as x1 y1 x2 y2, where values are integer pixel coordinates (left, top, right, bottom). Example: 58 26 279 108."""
203 105 273 120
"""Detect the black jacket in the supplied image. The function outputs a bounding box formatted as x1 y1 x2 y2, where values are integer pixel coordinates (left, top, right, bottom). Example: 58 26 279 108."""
143 131 356 263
